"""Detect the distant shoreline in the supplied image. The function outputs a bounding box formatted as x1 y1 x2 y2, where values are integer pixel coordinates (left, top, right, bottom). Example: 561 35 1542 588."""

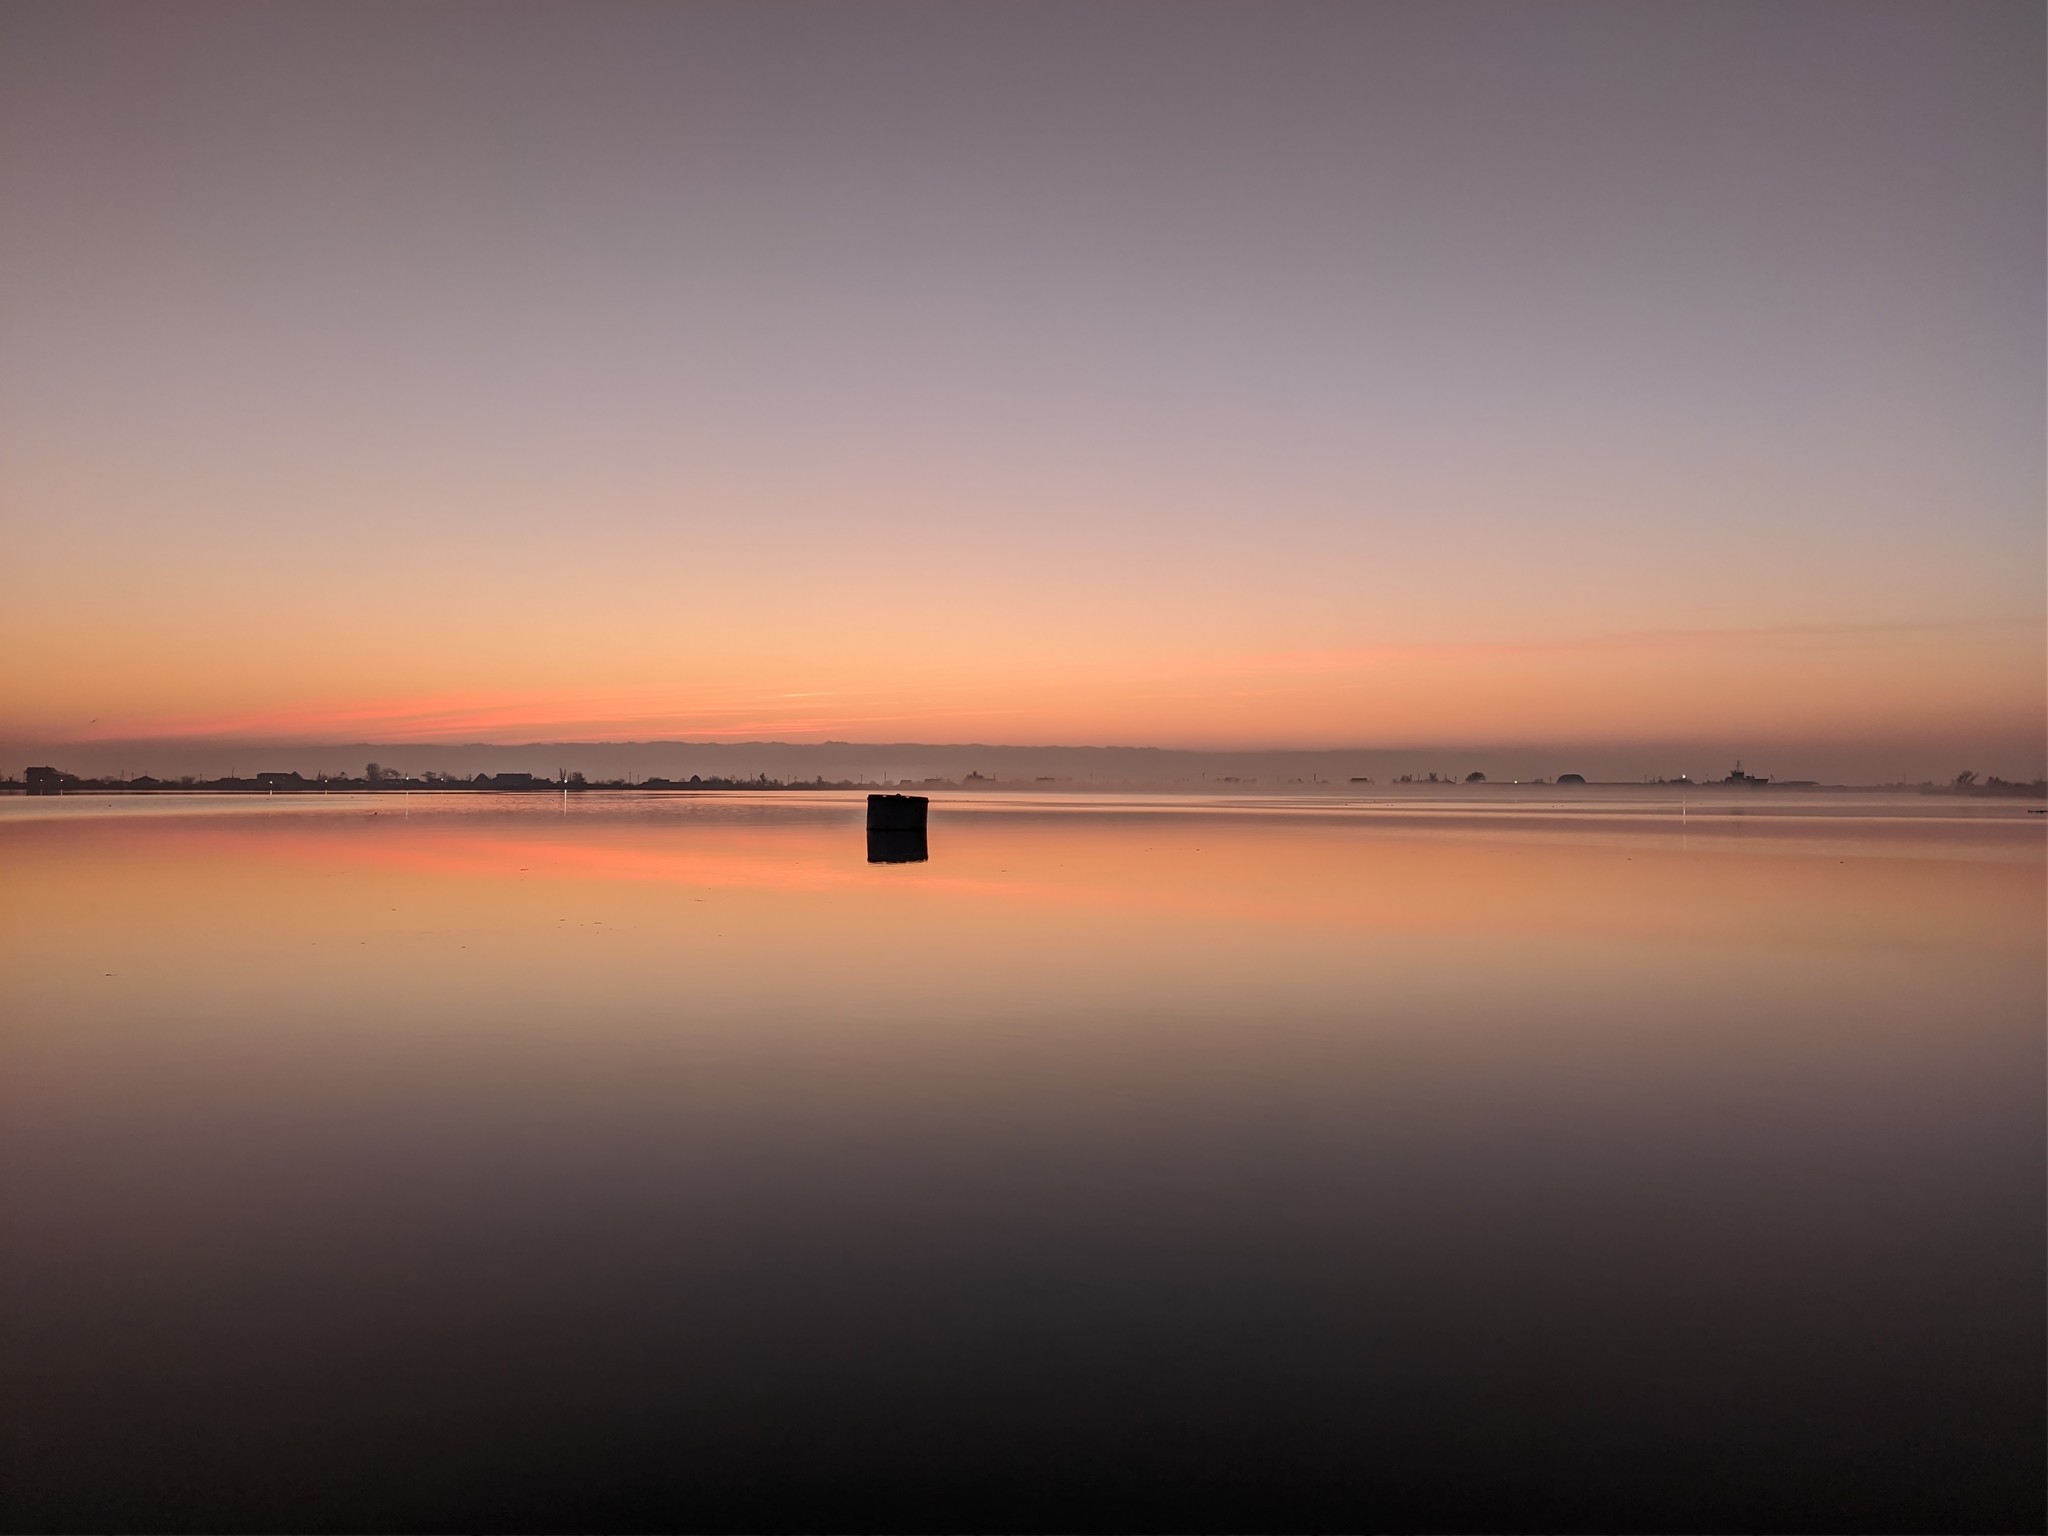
8 775 2043 800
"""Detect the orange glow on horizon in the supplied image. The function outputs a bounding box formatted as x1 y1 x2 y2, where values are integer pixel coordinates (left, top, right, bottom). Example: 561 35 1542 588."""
10 616 2039 753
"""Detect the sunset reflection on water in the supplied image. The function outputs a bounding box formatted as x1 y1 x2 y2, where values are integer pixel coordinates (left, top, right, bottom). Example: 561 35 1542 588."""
3 793 2041 1531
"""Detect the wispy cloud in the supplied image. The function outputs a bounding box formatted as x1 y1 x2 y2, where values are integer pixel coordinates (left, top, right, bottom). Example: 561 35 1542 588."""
1222 618 2042 677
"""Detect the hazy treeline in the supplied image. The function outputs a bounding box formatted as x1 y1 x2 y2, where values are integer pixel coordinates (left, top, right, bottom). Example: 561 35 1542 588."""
6 740 2045 791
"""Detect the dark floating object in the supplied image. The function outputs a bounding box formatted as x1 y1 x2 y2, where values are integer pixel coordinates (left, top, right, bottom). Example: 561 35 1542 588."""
1556 773 1587 785
867 793 928 830
866 794 930 863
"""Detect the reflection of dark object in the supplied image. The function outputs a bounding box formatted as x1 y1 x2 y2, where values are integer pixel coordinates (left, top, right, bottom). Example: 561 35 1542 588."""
867 794 928 830
867 828 928 864
866 795 930 862
1556 773 1586 785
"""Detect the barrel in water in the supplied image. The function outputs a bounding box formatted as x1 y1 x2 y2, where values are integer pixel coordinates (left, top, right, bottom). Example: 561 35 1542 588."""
866 794 929 863
866 794 928 831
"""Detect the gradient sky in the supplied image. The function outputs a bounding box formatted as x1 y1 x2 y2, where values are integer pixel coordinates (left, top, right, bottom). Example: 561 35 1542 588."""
2 1 2041 764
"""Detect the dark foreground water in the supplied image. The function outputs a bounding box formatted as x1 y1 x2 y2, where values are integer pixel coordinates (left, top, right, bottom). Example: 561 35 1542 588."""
2 791 2041 1532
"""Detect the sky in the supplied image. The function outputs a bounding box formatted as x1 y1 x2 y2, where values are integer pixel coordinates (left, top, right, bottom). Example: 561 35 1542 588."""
2 1 2042 773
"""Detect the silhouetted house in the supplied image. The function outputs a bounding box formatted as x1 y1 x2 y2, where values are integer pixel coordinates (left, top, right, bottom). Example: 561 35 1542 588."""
478 772 539 790
256 772 306 788
25 766 80 796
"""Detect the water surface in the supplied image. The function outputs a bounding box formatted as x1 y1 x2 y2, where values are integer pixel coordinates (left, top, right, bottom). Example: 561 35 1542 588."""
3 792 2041 1531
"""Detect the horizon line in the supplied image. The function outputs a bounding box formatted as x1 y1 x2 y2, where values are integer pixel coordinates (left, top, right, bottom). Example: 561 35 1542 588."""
8 732 2048 755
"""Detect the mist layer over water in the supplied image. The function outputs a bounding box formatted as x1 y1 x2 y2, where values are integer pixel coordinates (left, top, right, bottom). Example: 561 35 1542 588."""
2 793 2041 1531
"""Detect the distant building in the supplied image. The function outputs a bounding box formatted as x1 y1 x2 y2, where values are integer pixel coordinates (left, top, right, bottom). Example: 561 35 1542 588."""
25 766 80 796
1722 762 1769 786
256 772 306 788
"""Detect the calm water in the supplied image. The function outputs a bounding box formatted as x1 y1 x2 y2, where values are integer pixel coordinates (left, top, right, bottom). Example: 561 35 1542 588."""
2 792 2041 1531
